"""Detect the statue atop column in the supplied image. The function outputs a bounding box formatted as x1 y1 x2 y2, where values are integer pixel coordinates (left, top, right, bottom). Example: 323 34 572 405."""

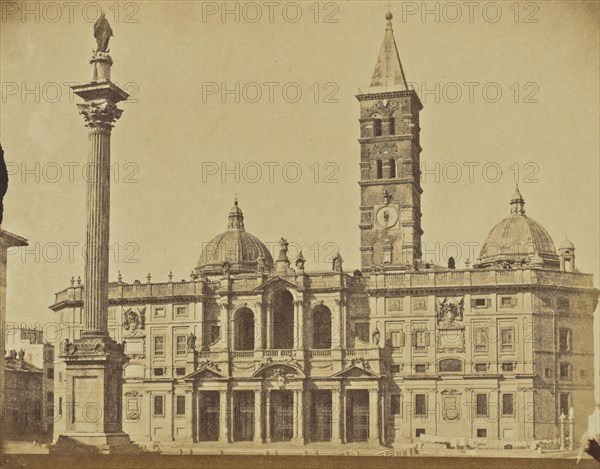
94 12 113 53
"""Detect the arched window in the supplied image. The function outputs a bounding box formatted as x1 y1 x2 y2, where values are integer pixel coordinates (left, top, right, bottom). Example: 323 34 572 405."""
313 306 332 349
389 158 396 178
373 119 382 137
388 117 396 135
376 160 383 179
438 358 462 373
234 308 255 350
272 290 294 349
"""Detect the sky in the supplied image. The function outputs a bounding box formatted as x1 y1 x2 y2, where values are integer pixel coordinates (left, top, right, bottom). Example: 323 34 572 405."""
1 0 598 331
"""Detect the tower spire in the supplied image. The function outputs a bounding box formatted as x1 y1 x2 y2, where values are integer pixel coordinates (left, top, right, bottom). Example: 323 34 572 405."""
369 11 409 92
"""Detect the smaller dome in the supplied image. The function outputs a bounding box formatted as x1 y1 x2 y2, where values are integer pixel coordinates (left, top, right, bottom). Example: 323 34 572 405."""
560 236 575 250
196 200 274 275
475 188 559 269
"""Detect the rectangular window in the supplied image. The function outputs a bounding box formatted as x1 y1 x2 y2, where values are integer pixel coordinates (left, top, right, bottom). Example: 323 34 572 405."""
500 296 516 308
477 429 487 438
560 393 571 414
544 368 552 378
176 367 186 376
474 328 488 352
154 336 165 356
58 397 63 416
413 298 427 311
391 394 401 415
413 330 430 350
500 328 514 352
153 395 164 416
47 392 54 402
415 364 427 373
475 363 487 372
390 364 401 374
154 307 166 317
176 395 186 415
175 306 187 317
476 394 488 416
559 362 571 379
176 335 187 355
391 331 405 348
502 362 514 372
472 298 489 308
415 428 426 437
502 394 514 416
415 394 427 416
154 368 164 376
559 328 572 352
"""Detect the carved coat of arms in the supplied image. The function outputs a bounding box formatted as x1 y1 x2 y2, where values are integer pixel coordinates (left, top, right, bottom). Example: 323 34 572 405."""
123 307 146 334
436 297 464 328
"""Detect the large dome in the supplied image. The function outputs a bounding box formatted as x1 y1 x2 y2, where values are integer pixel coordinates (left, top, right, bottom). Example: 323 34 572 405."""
474 188 559 268
196 201 274 275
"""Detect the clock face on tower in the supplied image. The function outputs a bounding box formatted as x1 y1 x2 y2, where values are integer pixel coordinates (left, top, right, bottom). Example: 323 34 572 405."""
375 205 399 228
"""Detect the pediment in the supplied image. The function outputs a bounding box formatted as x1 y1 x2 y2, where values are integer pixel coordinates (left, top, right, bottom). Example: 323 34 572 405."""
184 363 227 381
332 364 379 378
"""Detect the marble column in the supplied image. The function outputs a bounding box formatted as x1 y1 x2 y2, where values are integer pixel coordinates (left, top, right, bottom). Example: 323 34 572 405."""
254 389 263 443
265 390 271 442
56 40 133 452
369 388 380 445
331 389 342 444
219 389 229 443
292 300 304 350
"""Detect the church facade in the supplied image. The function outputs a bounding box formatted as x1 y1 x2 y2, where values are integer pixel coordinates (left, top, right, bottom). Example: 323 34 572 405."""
51 13 597 447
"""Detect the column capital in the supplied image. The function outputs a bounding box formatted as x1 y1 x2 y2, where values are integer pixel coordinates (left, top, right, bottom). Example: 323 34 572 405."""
77 99 123 131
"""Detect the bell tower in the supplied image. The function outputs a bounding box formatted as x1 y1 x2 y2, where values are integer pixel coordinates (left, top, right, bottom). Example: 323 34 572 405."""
358 12 423 270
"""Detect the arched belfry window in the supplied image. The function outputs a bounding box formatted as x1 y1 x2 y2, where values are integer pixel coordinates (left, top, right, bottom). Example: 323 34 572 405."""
376 160 383 179
388 117 396 135
373 118 382 137
389 159 396 178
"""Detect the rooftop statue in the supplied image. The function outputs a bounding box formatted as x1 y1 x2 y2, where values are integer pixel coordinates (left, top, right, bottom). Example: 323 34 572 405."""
94 12 113 53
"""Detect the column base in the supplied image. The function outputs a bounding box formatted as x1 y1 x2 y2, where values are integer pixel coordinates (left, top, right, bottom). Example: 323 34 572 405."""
52 432 141 454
